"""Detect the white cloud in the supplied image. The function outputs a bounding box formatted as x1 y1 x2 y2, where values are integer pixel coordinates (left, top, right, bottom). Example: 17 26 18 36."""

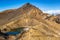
43 10 60 15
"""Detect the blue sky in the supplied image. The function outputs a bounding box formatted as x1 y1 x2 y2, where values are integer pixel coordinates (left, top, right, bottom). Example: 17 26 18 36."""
0 0 60 13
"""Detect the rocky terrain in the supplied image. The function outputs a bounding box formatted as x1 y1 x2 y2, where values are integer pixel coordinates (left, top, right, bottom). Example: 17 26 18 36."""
0 3 60 40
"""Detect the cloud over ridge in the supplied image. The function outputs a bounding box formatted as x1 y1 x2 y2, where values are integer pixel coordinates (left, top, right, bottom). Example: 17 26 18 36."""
43 10 60 15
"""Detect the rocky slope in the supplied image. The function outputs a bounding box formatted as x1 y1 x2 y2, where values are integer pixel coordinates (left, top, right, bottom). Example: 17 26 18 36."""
0 3 60 40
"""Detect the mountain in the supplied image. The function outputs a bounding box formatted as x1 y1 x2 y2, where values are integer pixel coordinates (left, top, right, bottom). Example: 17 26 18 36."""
0 3 60 40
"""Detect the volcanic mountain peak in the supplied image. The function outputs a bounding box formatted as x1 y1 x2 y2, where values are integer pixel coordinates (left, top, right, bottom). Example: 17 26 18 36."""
18 3 43 13
23 3 33 7
21 3 36 8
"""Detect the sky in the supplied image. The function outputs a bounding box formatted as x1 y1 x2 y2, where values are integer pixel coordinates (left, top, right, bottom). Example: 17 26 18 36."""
0 0 60 14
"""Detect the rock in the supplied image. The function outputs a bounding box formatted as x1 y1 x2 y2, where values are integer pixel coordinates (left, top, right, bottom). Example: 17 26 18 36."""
8 35 16 40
